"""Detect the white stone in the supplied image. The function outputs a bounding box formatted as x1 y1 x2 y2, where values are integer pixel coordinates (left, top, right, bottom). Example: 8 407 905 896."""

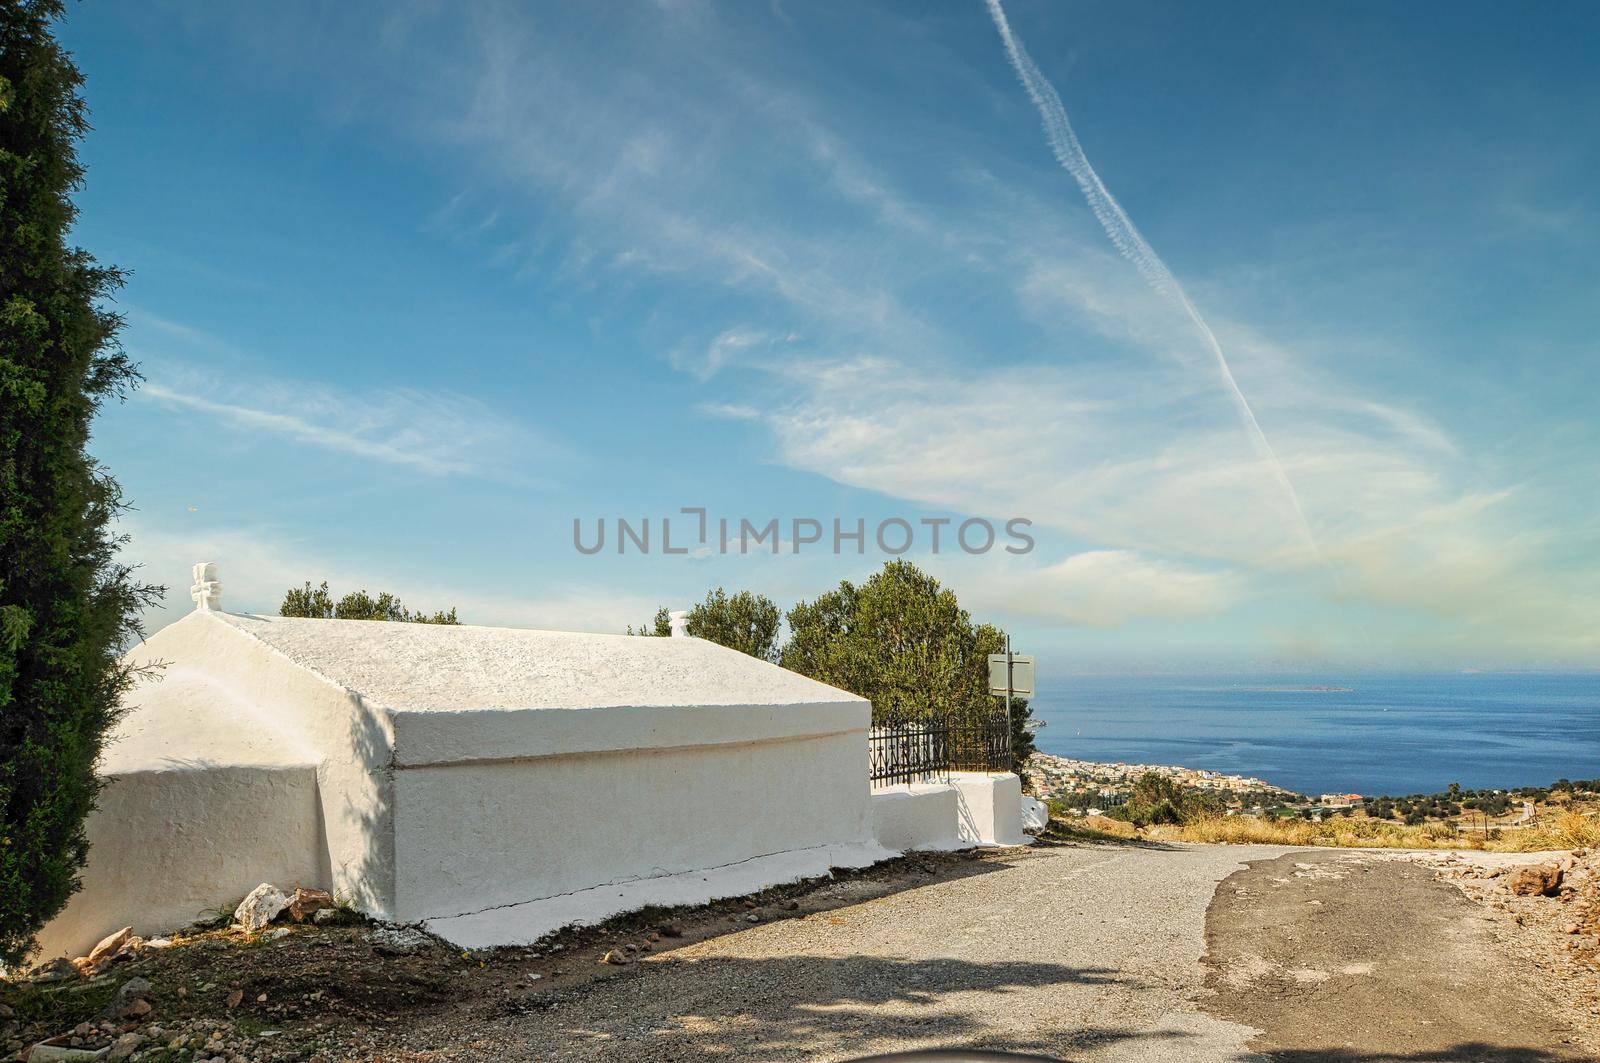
234 883 289 931
189 561 221 612
951 771 1029 846
1021 795 1050 833
868 774 1030 851
870 783 963 851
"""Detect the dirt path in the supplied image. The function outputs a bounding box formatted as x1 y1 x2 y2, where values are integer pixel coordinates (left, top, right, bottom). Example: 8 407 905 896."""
380 841 1285 1061
1202 849 1598 1062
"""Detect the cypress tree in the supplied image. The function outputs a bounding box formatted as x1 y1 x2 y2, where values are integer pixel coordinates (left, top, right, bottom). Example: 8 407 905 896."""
0 1 159 964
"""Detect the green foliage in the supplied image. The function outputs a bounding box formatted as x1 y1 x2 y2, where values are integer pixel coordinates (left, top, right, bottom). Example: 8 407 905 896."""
1108 772 1222 827
1006 694 1036 767
630 588 782 662
279 580 334 619
627 607 671 638
782 561 1036 770
687 587 781 662
782 561 988 718
278 581 459 624
0 0 162 964
629 563 1037 770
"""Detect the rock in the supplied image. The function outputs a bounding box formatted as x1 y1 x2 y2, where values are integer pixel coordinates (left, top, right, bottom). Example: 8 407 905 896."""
261 927 291 942
312 906 359 927
87 928 135 966
234 884 290 931
116 976 153 1004
102 976 153 1020
28 957 80 983
1508 864 1564 897
600 949 630 965
783 900 800 911
225 989 244 1009
1020 796 1050 832
24 1044 108 1062
286 887 334 923
368 926 430 956
105 1033 142 1062
657 922 683 938
744 913 761 923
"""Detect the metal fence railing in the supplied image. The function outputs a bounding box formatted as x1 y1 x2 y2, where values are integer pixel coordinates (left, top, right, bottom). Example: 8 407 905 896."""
949 709 1012 773
869 707 1011 787
869 711 950 787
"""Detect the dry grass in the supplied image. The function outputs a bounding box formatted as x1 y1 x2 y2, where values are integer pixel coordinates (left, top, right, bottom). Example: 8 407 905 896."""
1520 810 1600 851
1138 808 1600 852
1040 814 1138 843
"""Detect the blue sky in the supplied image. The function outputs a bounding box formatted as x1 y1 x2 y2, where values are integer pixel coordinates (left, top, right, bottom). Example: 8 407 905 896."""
62 1 1599 672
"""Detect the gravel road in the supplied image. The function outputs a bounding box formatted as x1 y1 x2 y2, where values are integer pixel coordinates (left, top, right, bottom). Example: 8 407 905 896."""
390 841 1288 1061
372 840 1600 1062
1204 848 1599 1062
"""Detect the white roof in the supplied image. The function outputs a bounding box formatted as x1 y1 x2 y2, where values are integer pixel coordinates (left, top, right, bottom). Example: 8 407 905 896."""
105 666 318 774
214 612 861 713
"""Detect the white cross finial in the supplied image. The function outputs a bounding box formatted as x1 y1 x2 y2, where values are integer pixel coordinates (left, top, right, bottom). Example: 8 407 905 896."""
190 561 222 612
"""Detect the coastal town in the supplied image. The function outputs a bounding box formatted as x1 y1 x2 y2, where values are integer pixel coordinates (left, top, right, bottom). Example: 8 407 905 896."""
1027 752 1306 814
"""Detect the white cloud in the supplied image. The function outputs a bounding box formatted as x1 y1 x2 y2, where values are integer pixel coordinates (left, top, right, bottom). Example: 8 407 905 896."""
179 2 1595 659
697 402 762 421
140 369 553 480
672 328 793 380
121 519 661 638
959 550 1242 629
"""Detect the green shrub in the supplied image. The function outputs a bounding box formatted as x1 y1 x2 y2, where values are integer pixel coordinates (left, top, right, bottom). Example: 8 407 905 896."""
279 581 458 624
0 1 161 964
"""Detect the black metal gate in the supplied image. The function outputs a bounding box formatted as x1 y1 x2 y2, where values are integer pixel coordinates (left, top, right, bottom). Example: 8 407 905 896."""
869 706 1011 786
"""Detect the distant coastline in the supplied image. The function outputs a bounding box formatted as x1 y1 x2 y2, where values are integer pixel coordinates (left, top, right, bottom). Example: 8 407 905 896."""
1028 752 1300 805
1028 672 1600 796
1236 685 1353 693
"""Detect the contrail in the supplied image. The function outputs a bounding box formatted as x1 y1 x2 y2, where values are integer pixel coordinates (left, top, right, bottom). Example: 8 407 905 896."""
983 0 1320 559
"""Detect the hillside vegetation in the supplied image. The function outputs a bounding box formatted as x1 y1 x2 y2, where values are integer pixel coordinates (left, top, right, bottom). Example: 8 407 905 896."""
1146 808 1600 852
1047 773 1600 853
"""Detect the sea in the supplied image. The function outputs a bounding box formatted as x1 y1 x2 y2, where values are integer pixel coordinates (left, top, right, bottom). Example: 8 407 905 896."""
1027 672 1600 798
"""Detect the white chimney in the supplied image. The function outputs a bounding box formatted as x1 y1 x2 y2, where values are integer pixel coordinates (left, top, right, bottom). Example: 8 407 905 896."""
667 610 690 638
190 561 222 612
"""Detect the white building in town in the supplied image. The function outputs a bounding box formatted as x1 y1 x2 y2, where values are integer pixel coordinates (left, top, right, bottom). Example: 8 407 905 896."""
39 564 1024 959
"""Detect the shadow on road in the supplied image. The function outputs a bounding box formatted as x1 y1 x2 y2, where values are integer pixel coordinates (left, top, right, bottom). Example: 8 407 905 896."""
1250 1045 1598 1063
1028 824 1185 852
521 954 1150 1061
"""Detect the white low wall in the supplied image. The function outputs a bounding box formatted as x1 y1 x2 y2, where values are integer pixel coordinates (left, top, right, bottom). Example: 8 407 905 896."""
952 771 1028 846
870 783 963 851
869 772 1027 852
37 765 327 960
394 715 889 943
